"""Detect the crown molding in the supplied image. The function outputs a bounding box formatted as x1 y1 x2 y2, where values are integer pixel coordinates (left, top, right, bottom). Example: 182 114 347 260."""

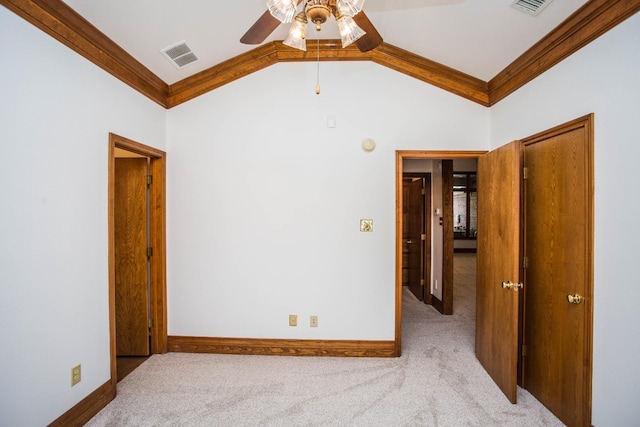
1 0 168 108
488 0 640 105
372 43 489 106
166 40 488 108
167 42 279 107
2 0 638 109
167 41 372 108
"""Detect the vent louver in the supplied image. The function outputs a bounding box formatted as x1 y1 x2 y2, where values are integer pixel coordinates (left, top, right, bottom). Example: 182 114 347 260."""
161 41 199 69
511 0 553 16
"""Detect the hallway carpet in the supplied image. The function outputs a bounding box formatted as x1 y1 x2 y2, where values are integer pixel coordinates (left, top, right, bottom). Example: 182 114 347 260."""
86 255 563 426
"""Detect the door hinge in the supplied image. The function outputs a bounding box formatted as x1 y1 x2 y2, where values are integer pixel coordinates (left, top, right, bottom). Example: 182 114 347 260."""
522 344 528 357
420 279 425 287
146 174 153 185
421 233 427 241
523 256 528 269
421 188 426 195
147 247 153 258
148 318 153 329
523 167 528 180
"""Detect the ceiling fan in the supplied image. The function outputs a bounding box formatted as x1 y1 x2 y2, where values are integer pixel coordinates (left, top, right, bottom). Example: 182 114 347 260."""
240 0 383 52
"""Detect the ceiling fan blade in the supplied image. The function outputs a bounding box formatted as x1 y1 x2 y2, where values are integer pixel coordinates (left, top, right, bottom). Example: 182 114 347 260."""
353 11 383 52
240 10 281 44
240 1 304 45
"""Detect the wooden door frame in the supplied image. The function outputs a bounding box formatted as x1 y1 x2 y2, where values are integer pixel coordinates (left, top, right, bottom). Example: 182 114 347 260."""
395 151 486 355
108 133 167 384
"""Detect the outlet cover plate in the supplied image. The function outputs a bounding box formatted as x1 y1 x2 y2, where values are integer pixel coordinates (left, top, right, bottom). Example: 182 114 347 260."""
289 314 297 327
71 364 81 386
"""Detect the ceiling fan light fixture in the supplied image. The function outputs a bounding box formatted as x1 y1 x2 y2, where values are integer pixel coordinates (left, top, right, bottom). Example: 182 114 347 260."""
337 0 365 16
336 14 366 47
283 13 308 51
267 0 297 23
305 0 332 31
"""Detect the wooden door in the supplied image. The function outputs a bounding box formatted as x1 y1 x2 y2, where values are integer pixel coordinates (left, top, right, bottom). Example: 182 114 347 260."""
115 158 150 356
402 179 410 286
522 119 593 426
441 160 454 314
475 141 521 403
407 178 424 301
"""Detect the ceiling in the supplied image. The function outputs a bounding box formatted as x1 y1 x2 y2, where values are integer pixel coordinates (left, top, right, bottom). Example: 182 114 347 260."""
61 0 589 85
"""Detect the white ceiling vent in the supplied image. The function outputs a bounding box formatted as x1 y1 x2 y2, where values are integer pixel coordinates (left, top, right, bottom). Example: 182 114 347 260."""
511 0 553 16
160 41 199 69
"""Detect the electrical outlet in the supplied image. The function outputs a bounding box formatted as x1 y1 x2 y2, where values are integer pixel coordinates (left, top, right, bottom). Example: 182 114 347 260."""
434 279 438 290
71 364 81 387
310 315 318 327
289 314 297 327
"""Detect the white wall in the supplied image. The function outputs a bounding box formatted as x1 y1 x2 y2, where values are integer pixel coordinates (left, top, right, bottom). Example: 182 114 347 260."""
490 13 640 427
0 8 166 426
166 62 489 340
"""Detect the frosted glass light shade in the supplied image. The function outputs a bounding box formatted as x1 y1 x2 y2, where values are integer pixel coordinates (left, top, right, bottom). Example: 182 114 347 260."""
337 15 366 47
283 15 307 51
337 0 365 16
267 0 297 23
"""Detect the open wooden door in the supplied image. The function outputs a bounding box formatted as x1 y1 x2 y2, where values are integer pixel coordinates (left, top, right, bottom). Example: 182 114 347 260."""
115 158 150 356
475 141 521 403
407 178 424 301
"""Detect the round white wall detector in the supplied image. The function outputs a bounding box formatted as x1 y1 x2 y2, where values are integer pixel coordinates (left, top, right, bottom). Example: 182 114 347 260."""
361 138 376 152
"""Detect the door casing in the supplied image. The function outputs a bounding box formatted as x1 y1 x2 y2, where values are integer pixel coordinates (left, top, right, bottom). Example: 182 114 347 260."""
395 151 486 355
108 133 167 385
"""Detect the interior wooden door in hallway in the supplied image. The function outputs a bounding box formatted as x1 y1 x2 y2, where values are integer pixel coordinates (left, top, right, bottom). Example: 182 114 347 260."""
114 158 150 356
403 175 431 303
521 116 593 427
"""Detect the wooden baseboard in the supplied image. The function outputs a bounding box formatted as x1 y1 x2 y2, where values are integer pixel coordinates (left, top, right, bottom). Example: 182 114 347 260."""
431 295 444 314
48 379 115 427
168 336 397 358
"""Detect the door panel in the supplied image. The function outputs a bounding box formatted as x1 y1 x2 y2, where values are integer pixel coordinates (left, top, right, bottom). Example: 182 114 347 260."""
475 141 521 403
523 124 592 426
423 175 432 305
441 160 454 314
115 158 150 356
402 179 411 287
407 178 424 301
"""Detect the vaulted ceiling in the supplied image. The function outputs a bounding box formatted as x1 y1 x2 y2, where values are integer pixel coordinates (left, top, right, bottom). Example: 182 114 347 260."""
62 0 589 84
3 0 639 108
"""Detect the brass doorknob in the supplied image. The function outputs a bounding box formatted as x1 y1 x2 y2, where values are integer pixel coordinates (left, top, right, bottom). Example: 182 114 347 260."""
501 281 523 291
567 293 583 304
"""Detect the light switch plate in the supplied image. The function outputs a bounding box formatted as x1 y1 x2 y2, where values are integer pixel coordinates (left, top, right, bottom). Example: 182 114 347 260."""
360 219 373 232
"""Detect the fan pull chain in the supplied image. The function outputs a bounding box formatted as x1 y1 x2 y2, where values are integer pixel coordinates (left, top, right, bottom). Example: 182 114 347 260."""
315 35 321 95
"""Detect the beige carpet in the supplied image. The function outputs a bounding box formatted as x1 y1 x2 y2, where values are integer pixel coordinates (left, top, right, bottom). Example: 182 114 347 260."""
86 254 564 426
